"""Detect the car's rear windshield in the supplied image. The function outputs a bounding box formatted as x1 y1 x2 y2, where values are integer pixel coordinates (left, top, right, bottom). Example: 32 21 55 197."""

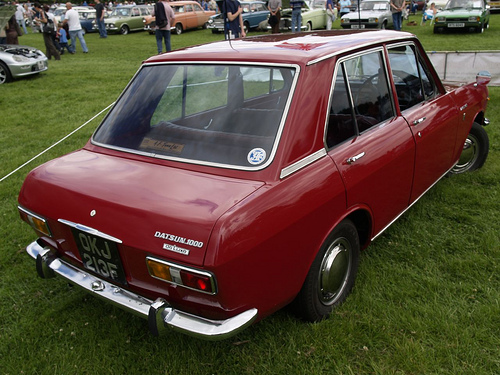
92 63 296 169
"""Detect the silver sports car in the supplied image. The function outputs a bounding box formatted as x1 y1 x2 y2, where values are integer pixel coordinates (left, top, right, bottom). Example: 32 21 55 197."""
0 5 48 84
0 44 48 84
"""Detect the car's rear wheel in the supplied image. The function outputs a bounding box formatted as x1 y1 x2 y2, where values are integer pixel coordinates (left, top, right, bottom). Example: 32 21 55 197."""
449 122 489 174
175 23 183 35
243 21 250 34
120 24 129 35
293 219 360 322
306 21 313 31
0 61 12 84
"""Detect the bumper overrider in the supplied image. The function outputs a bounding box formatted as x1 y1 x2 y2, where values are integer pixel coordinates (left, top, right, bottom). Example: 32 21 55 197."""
27 240 258 340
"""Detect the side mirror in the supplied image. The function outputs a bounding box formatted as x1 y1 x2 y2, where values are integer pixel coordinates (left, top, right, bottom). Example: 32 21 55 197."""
476 70 491 86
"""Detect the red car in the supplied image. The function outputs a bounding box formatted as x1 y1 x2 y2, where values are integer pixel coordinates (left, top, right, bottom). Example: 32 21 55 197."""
18 30 491 340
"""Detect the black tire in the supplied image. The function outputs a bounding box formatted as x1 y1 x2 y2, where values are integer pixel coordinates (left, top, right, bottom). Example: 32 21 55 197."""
175 23 183 35
293 219 360 322
243 21 250 34
120 24 129 35
449 122 489 174
0 61 12 84
306 21 313 31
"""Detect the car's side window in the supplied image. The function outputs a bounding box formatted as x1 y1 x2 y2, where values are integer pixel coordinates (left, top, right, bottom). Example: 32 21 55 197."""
387 45 437 111
326 51 394 148
326 66 357 148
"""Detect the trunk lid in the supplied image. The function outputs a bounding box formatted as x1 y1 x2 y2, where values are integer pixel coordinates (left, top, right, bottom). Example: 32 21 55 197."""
19 150 264 266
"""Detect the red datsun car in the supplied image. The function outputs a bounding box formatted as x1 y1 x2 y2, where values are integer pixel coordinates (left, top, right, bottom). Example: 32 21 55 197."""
18 30 491 340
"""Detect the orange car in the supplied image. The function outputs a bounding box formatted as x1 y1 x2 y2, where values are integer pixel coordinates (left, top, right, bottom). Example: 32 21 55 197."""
144 1 216 35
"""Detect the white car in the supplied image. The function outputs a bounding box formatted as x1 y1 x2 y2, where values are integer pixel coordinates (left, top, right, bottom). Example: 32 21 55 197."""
0 44 48 84
341 0 393 29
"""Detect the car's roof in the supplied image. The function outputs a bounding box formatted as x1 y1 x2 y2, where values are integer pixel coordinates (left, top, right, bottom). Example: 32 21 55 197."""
146 30 415 66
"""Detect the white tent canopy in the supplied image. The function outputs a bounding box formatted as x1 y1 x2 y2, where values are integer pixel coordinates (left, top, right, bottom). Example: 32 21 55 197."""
428 51 500 86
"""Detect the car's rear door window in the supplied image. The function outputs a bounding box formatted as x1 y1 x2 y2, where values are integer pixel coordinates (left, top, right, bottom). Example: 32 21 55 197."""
326 50 394 148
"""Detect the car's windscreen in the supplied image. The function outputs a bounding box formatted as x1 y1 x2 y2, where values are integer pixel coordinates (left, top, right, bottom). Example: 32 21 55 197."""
361 2 389 10
445 0 482 9
92 64 295 169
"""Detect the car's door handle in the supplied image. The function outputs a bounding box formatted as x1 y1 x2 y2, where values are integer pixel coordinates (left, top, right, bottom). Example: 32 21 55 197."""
346 152 365 165
412 117 426 125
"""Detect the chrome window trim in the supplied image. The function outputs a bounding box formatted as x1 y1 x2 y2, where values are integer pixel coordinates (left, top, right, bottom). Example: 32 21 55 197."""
323 46 396 150
280 149 327 179
58 219 123 244
307 34 411 66
91 61 301 172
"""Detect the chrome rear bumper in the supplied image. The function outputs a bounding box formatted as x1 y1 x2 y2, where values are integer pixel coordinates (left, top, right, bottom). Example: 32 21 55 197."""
26 240 258 340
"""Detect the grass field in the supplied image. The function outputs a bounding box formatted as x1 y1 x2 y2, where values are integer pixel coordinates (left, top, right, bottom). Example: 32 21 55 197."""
0 14 499 374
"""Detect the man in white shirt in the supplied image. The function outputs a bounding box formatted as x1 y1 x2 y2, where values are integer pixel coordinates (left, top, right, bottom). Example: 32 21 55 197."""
63 2 89 53
15 1 28 34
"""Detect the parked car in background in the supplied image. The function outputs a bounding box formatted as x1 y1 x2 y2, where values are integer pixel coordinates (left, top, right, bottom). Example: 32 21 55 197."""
19 30 491 340
52 6 98 33
208 1 269 33
280 0 327 31
0 44 48 84
341 0 393 29
144 1 215 35
105 4 153 34
434 0 490 33
489 0 500 11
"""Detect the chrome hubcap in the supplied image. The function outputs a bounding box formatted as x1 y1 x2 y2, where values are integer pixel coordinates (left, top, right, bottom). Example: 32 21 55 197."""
453 134 479 173
318 238 351 305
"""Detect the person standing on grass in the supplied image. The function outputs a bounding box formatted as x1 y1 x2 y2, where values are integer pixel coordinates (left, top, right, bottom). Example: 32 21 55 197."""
326 0 337 30
268 0 282 34
290 0 304 32
15 1 28 35
95 0 107 38
63 2 89 54
224 0 246 39
152 0 175 54
33 3 60 60
390 0 405 30
339 0 351 18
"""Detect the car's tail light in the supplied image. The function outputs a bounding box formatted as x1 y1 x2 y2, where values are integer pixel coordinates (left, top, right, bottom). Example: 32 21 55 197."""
18 206 52 237
146 257 217 295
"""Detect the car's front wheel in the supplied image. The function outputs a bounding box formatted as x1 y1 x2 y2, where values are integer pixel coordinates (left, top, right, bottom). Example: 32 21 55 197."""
120 24 129 35
449 122 489 174
0 61 12 84
175 23 183 35
293 219 360 322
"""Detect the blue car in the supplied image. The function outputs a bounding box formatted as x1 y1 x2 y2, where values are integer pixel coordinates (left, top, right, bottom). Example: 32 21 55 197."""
207 1 269 33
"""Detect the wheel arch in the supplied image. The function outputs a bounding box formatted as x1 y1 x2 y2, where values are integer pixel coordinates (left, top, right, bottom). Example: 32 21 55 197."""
344 209 372 250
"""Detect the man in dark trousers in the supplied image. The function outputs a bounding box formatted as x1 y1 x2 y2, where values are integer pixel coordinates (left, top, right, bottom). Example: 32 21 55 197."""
95 0 107 38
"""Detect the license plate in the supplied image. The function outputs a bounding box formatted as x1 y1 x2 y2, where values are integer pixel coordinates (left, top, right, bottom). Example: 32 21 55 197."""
448 23 465 27
37 61 44 70
351 24 365 29
72 228 127 285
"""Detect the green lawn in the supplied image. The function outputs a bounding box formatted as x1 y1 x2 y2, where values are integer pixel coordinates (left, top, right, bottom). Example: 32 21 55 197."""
0 15 499 374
